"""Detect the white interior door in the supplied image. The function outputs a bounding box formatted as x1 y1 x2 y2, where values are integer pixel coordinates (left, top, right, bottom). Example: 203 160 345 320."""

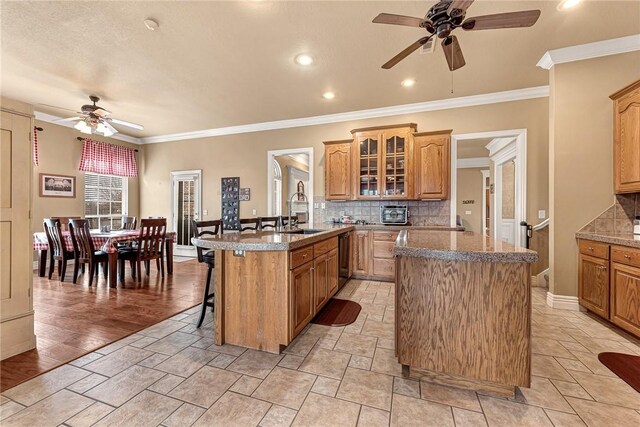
171 170 201 257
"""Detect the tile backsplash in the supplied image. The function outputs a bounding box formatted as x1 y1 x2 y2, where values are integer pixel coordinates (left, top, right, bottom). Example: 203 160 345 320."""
580 194 640 234
312 197 451 226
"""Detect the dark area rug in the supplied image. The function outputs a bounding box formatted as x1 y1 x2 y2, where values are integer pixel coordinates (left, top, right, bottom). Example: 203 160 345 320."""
312 298 362 327
598 352 640 393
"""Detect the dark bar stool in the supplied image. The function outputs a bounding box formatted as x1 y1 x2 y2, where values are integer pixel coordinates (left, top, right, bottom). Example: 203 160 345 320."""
239 218 261 231
191 219 223 327
259 216 281 229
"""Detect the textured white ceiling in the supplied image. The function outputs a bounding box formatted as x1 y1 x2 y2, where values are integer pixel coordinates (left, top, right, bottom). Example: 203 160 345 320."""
2 1 639 137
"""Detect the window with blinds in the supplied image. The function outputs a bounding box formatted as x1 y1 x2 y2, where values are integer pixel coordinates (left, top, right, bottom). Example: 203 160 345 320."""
84 173 128 230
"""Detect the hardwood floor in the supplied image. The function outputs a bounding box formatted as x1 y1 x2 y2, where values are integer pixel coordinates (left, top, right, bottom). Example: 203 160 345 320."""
0 258 207 391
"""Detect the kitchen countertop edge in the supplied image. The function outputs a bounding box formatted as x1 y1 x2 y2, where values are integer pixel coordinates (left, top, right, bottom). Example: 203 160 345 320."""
576 231 640 249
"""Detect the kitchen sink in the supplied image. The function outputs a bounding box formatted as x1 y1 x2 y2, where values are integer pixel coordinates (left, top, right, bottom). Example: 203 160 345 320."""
301 229 324 234
276 227 325 235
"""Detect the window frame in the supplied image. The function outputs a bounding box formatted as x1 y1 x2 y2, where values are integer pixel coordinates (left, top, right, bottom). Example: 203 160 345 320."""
83 172 129 229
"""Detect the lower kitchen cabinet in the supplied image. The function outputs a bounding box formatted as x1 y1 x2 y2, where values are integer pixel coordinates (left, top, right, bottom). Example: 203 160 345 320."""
578 253 610 318
291 261 314 337
314 253 329 311
610 262 640 337
353 230 370 276
327 248 339 296
352 229 399 282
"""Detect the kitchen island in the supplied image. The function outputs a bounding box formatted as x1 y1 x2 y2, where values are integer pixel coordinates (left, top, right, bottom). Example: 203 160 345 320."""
394 230 538 397
192 225 355 353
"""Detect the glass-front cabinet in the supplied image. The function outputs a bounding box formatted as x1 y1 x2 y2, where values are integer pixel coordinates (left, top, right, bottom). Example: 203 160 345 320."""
351 124 416 200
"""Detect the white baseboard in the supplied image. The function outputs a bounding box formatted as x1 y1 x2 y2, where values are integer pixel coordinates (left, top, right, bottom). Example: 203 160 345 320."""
546 291 581 311
533 268 549 288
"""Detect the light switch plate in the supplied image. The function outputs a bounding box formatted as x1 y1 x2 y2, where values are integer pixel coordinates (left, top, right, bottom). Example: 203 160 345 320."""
538 210 546 219
465 210 472 215
252 209 257 215
203 209 208 216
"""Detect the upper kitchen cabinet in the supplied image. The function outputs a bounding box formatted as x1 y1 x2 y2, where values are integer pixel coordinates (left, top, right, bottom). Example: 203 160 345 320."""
414 130 451 200
323 139 353 200
611 79 640 194
351 124 417 200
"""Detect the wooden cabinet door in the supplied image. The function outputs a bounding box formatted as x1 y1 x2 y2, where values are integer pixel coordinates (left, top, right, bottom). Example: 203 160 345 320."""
381 129 412 199
314 253 328 311
610 262 640 337
290 261 314 338
324 141 352 200
327 248 339 297
414 131 451 200
613 84 640 193
353 132 381 199
352 230 370 276
578 254 609 318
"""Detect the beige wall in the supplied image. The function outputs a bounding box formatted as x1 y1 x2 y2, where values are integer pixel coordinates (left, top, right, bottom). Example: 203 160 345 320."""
32 120 142 236
550 51 640 297
141 98 549 227
457 168 485 234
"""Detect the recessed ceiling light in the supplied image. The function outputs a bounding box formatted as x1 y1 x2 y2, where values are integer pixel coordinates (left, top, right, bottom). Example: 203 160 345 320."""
322 91 336 100
144 18 159 31
401 78 416 88
557 0 581 10
295 54 314 66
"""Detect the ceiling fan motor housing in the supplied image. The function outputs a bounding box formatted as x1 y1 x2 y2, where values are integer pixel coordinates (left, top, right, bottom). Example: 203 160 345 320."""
426 1 466 38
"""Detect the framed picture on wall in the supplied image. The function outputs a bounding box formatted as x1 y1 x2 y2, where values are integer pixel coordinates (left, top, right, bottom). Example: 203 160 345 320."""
39 173 76 198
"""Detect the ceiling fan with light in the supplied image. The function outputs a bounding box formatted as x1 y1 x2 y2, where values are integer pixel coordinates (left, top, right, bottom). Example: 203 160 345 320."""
373 0 541 71
52 95 144 137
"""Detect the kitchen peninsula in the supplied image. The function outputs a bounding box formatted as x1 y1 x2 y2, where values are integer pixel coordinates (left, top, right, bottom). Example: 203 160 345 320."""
394 230 538 397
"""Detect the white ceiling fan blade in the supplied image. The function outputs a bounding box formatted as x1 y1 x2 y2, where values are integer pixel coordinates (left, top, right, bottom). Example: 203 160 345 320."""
55 116 82 122
108 118 144 130
104 121 119 135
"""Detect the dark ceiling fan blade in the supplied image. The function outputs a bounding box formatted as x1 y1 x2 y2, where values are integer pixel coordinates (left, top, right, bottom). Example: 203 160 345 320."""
442 36 466 71
382 36 432 69
373 13 428 28
462 10 541 31
447 0 475 18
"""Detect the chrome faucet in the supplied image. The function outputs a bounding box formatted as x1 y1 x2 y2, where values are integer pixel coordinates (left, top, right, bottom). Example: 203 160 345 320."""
288 192 307 229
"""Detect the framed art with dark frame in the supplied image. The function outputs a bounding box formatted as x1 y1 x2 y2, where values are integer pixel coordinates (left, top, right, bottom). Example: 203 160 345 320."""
39 173 76 198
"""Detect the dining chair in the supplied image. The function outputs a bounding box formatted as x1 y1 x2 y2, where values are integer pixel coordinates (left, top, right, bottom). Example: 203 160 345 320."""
259 216 281 229
239 218 261 232
120 216 137 230
43 218 75 281
281 215 298 227
117 218 167 281
69 219 109 286
51 216 81 232
191 219 223 328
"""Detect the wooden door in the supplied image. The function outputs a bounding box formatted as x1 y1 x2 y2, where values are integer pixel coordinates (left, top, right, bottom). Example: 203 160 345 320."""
352 230 370 276
290 260 314 338
314 253 328 311
612 81 640 194
324 140 352 200
353 132 381 199
381 129 412 199
327 248 339 297
414 131 451 200
610 262 640 337
578 253 609 318
1 110 35 359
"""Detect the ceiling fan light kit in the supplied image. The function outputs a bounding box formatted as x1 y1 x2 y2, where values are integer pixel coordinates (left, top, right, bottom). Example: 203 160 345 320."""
373 0 541 71
55 95 143 137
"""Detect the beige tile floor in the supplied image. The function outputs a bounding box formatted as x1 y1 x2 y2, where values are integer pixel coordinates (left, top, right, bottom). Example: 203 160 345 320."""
1 280 640 427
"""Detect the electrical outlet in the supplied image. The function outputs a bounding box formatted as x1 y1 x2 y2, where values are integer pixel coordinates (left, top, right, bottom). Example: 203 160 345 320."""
465 210 472 215
314 203 319 209
538 210 546 219
252 209 257 216
203 209 208 216
321 203 326 209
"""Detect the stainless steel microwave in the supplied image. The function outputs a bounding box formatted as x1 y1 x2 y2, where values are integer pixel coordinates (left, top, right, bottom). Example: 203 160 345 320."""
380 205 408 225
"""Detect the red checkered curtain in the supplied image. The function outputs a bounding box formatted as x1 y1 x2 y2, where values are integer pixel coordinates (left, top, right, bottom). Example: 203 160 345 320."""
79 138 138 177
32 126 39 166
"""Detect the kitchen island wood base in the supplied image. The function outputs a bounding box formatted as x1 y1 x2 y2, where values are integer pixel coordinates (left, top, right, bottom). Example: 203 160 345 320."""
395 249 533 395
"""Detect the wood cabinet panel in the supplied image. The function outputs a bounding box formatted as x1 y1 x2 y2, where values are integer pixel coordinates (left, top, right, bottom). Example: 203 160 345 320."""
611 245 640 268
381 129 413 199
290 246 314 269
372 231 400 242
414 131 451 200
610 262 640 337
372 259 395 280
291 260 314 338
611 80 640 194
578 253 609 318
314 253 329 311
352 230 370 275
314 236 338 257
324 140 352 200
373 241 395 259
327 248 339 296
579 239 609 260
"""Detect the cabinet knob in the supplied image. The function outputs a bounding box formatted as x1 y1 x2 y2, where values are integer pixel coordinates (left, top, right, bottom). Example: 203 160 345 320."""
598 265 607 270
588 247 594 251
624 254 631 259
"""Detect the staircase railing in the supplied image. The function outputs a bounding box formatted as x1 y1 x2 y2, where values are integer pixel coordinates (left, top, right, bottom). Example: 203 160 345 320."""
519 218 549 249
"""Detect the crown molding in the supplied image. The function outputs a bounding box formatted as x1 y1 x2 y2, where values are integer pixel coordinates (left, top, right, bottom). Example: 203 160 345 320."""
34 111 143 145
537 34 640 70
457 157 490 169
486 136 517 157
140 86 550 144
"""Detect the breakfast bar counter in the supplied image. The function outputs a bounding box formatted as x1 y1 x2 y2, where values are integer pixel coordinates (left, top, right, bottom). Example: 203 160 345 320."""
394 230 538 397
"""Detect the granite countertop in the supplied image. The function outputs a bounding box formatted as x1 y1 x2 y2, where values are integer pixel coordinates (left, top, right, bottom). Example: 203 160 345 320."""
576 231 640 249
191 224 356 251
394 230 539 263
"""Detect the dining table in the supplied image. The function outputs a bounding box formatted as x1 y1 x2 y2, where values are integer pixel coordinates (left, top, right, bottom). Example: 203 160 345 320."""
33 229 176 288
